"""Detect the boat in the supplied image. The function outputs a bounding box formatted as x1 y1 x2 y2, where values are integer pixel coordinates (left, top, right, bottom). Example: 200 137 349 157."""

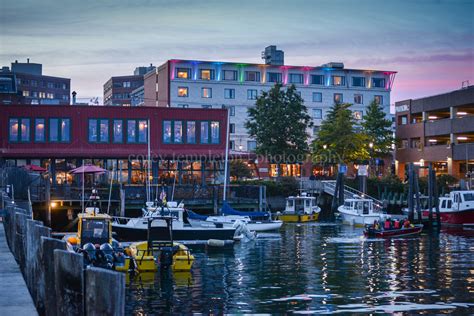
187 202 283 232
337 197 383 226
364 224 423 238
277 193 321 222
112 201 237 242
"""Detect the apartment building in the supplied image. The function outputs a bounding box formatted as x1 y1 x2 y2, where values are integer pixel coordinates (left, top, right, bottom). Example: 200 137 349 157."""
0 59 70 105
144 46 396 152
395 86 474 179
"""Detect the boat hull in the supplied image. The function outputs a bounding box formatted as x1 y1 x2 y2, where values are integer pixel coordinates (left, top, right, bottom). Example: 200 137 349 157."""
364 225 423 238
338 212 381 227
188 218 283 231
112 224 236 242
423 208 474 225
277 213 319 223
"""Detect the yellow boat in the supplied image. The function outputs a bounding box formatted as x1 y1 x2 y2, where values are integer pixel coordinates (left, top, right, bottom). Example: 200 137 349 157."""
277 193 321 223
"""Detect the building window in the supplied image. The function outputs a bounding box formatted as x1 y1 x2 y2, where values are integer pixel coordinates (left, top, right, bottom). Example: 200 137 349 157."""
289 74 303 84
123 81 131 88
34 118 45 142
267 72 282 83
353 111 363 120
9 118 30 142
352 77 366 87
224 88 235 99
312 109 323 119
31 80 37 87
313 126 320 135
88 119 109 143
47 93 54 99
398 139 408 149
22 90 30 97
247 141 257 152
411 138 421 149
199 69 215 80
201 87 212 98
311 75 324 85
201 104 212 109
245 71 261 82
39 92 46 98
126 119 147 143
187 121 196 143
372 78 385 88
178 87 188 97
229 123 235 134
398 115 408 125
354 94 363 104
177 104 189 108
228 105 235 116
47 82 54 88
211 121 220 144
113 120 123 143
176 68 190 79
172 121 182 143
49 118 70 143
334 93 343 103
62 83 67 90
229 140 235 150
200 121 209 144
163 121 172 143
331 76 345 86
312 92 322 102
247 89 258 100
374 95 383 105
223 70 237 81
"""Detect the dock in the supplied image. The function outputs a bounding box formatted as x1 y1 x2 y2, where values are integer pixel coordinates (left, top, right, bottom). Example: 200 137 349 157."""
0 222 37 316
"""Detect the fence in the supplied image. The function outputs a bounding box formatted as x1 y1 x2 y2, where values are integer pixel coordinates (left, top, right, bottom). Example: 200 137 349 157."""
1 191 125 316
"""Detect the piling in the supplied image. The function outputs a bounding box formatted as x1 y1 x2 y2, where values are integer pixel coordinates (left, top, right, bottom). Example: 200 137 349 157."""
54 249 84 315
41 237 67 316
85 267 126 316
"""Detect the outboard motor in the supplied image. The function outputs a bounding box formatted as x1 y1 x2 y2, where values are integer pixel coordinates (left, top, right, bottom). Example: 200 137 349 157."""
159 246 175 270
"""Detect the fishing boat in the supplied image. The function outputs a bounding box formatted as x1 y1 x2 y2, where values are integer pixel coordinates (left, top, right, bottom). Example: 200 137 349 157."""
337 196 383 226
187 202 283 232
277 193 321 222
112 201 237 242
364 224 423 238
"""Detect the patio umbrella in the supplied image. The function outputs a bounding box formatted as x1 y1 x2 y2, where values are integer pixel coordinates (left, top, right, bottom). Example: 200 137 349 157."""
69 164 107 174
23 164 47 173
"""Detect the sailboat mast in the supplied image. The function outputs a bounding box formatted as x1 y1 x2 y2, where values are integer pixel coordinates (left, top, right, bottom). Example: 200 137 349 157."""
147 119 151 203
223 107 230 202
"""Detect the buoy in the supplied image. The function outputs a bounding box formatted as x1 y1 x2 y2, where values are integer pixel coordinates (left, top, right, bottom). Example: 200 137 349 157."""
207 239 225 247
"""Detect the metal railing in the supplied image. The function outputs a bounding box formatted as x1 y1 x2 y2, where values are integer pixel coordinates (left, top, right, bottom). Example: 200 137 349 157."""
321 180 384 210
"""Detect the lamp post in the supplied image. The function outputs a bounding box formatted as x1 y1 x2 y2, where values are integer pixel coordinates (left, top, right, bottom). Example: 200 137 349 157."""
322 144 327 177
369 142 374 176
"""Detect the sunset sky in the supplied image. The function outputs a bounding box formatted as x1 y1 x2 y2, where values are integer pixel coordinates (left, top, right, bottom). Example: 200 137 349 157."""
1 0 473 104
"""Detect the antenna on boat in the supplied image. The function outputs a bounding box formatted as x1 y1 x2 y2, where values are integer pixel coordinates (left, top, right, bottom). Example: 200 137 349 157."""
107 160 115 214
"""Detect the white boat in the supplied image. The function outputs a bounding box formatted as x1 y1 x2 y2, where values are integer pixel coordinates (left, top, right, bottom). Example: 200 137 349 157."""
337 197 383 226
188 214 283 232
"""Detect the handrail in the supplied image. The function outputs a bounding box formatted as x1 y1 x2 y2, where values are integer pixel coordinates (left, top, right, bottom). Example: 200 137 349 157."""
321 180 384 211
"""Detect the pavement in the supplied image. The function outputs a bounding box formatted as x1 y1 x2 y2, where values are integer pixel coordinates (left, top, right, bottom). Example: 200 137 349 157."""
0 222 37 316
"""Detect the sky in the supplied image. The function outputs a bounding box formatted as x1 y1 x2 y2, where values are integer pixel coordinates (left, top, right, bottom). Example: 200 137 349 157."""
1 0 473 104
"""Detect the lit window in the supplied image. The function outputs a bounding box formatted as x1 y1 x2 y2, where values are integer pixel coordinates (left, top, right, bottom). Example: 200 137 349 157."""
247 89 258 100
352 77 366 87
47 93 54 99
176 68 190 79
354 94 363 104
34 118 45 142
8 118 18 142
39 92 46 98
22 90 30 97
224 89 235 99
50 118 70 142
123 81 131 88
372 78 385 88
311 75 324 85
210 121 220 144
312 109 322 119
334 93 343 103
289 74 303 84
353 111 363 120
163 121 172 143
138 120 148 143
178 87 188 97
374 95 383 105
61 119 70 142
113 120 123 143
200 121 209 144
267 72 282 83
312 92 322 102
200 69 215 80
201 87 212 98
245 71 261 82
187 121 196 143
223 70 237 81
174 121 183 143
332 76 345 86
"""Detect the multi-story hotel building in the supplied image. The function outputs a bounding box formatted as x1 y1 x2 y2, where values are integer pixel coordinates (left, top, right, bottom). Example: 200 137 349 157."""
144 46 397 152
395 86 474 179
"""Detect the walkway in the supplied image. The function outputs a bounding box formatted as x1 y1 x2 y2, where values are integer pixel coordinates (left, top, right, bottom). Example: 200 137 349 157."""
0 222 37 315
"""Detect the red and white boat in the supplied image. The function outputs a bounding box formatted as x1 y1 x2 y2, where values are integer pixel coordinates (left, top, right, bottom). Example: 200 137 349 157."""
420 191 474 225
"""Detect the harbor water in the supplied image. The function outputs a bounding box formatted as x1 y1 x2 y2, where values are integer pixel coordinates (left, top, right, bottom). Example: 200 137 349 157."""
125 223 474 314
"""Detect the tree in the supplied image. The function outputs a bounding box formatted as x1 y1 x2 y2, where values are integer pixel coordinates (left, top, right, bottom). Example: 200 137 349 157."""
230 160 253 180
362 100 394 157
312 103 368 164
245 84 312 174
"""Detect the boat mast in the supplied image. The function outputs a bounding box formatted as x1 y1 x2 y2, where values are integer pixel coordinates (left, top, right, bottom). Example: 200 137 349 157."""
223 106 230 202
147 119 151 203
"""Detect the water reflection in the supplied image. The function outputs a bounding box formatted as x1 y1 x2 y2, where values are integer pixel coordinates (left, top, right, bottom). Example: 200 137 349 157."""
126 225 474 314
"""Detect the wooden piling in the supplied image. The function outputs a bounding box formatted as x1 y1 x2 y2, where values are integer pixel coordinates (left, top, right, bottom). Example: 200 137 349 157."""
41 237 67 316
85 267 125 316
54 249 84 316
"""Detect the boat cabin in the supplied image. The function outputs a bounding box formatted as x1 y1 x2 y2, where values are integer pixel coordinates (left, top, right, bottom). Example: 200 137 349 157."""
449 190 474 211
285 193 319 215
342 198 374 215
77 209 113 247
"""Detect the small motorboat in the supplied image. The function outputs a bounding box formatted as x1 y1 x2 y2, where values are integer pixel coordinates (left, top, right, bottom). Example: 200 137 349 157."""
277 193 321 223
337 196 383 227
364 224 423 238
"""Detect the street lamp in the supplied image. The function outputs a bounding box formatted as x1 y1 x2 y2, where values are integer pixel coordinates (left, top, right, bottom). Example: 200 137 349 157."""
369 142 374 176
323 144 327 150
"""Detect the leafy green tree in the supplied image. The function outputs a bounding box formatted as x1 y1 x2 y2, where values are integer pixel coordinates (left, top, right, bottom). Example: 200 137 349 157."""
362 100 394 157
245 84 312 175
312 103 368 164
230 160 253 180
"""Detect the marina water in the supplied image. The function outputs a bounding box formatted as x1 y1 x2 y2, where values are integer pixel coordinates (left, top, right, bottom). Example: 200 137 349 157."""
126 223 474 314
